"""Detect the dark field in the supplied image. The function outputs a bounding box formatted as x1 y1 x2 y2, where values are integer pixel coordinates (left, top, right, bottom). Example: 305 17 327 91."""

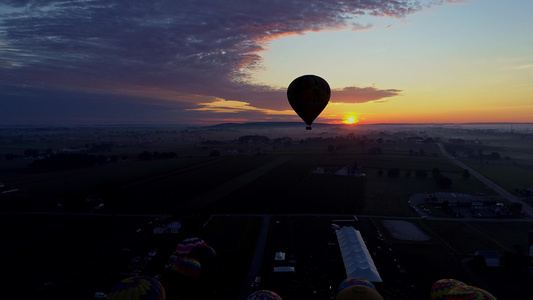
2 124 533 299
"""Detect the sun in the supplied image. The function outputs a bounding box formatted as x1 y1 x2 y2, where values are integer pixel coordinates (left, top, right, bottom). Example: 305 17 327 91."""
344 116 358 124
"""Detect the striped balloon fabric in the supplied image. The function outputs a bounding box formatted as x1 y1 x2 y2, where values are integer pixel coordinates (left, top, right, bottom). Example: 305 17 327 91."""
247 290 282 299
338 277 377 293
443 285 497 300
108 276 165 300
431 279 467 300
176 237 206 257
170 257 201 281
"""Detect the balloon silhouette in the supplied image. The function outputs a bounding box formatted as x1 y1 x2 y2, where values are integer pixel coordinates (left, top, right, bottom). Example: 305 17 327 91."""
287 74 331 130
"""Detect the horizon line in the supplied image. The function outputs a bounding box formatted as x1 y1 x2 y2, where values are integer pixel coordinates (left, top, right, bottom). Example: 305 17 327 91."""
0 121 532 128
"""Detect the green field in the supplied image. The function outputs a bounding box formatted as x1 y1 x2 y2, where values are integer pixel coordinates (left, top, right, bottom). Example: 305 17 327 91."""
3 126 533 299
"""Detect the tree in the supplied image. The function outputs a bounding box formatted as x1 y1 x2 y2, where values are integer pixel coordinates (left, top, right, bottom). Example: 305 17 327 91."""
24 149 39 158
432 167 441 178
471 254 487 272
415 170 428 179
368 147 382 155
387 168 400 178
377 169 383 177
487 152 501 160
138 151 152 160
510 203 523 217
437 176 453 189
462 169 470 179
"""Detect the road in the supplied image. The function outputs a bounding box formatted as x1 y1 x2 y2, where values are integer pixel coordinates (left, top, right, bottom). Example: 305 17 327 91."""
437 143 533 218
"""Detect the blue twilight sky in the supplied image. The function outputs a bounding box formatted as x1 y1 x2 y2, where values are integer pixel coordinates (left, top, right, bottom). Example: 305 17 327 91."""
1 0 532 126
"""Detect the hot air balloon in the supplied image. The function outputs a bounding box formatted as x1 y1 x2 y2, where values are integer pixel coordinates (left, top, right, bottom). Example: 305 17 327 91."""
107 276 165 300
338 277 376 293
188 244 217 267
247 290 282 299
169 257 201 282
443 285 497 300
287 74 331 130
176 237 206 257
431 279 467 300
335 285 384 300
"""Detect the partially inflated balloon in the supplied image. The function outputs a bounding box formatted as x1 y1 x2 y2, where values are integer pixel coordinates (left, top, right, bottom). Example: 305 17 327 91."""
188 245 217 266
431 279 467 300
338 277 376 293
169 257 201 282
176 237 206 257
335 285 384 300
443 286 497 300
287 75 331 130
108 276 165 300
247 290 282 299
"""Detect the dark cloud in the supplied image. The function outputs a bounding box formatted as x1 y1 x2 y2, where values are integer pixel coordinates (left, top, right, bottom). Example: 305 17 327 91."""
0 86 198 125
0 0 444 124
332 86 402 103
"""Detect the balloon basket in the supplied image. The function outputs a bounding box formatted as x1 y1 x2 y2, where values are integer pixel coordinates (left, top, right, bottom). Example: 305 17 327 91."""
306 126 312 130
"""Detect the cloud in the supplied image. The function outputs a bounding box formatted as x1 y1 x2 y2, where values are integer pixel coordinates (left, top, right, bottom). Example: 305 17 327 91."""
332 86 402 103
446 0 469 4
351 22 374 31
189 98 293 115
1 0 445 124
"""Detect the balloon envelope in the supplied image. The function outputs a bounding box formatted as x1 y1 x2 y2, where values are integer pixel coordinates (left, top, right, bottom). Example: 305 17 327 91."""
287 75 331 129
169 257 201 281
176 237 206 257
338 277 376 293
247 290 282 299
335 285 383 300
431 279 467 300
188 245 217 266
443 285 497 300
108 276 165 300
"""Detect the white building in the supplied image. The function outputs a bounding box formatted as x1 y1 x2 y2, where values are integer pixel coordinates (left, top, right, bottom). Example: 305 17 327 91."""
336 226 382 282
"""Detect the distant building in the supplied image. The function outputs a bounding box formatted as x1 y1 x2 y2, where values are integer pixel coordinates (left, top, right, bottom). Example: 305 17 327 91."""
275 252 286 261
153 221 181 234
273 266 295 273
336 226 382 282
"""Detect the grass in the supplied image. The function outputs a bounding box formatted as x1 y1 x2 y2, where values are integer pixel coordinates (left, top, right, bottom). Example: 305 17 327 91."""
470 164 533 192
418 220 533 255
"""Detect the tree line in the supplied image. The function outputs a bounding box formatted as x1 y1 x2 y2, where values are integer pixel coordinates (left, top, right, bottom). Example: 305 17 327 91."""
26 150 178 172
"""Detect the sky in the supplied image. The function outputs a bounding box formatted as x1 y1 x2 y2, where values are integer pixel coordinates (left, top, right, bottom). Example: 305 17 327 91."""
1 0 532 126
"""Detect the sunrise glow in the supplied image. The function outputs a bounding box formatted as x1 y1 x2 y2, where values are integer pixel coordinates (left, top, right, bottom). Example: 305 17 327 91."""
1 1 532 126
344 116 358 124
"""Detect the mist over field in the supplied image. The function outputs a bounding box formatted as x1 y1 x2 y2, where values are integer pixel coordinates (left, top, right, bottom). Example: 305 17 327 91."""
2 122 533 299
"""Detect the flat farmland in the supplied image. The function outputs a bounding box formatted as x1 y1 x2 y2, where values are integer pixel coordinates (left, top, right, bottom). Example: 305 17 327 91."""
4 124 533 300
119 155 277 213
